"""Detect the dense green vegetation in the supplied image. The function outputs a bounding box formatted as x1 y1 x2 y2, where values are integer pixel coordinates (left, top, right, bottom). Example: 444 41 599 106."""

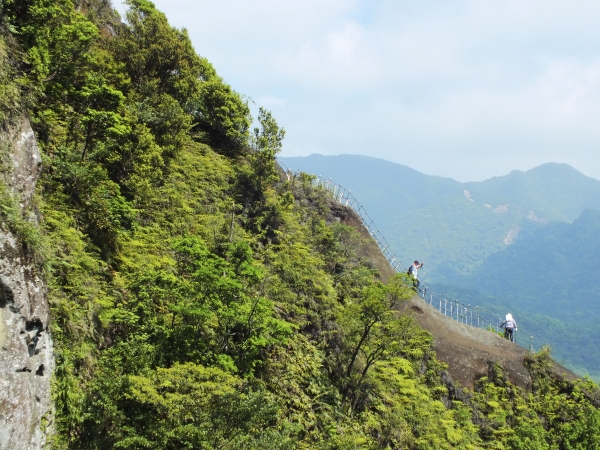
2 0 600 448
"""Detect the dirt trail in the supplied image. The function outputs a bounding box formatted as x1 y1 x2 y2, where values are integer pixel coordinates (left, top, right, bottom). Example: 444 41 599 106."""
401 296 531 389
341 207 578 390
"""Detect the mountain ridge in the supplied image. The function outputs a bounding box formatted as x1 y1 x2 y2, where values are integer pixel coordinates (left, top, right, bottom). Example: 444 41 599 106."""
279 154 600 277
280 155 600 223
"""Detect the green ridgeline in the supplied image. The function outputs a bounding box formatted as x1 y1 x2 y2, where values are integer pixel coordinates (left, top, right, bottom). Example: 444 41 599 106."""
279 154 600 280
2 0 600 448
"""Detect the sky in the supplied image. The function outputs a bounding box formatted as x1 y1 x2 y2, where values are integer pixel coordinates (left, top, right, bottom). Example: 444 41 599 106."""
114 0 600 182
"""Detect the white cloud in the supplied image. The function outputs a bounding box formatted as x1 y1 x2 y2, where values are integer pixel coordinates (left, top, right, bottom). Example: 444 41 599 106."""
114 0 600 181
255 95 286 107
276 21 380 90
534 57 600 117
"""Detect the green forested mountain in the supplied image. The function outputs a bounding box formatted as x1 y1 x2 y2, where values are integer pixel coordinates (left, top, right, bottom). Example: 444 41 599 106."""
279 155 600 378
280 155 600 279
2 1 600 448
467 207 600 319
464 164 600 222
280 155 600 224
461 207 600 378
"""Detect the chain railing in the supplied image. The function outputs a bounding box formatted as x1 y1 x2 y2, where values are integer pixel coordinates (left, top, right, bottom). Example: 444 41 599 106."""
277 160 534 351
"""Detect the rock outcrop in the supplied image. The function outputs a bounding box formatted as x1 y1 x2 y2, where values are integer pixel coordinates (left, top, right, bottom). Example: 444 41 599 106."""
0 116 52 449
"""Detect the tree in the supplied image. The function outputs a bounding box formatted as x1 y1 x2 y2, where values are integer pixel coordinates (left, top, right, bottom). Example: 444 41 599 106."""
338 274 413 411
193 79 251 156
250 107 285 193
116 363 282 449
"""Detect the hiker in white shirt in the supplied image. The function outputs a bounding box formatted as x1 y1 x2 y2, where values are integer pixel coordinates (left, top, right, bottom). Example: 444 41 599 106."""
501 313 517 342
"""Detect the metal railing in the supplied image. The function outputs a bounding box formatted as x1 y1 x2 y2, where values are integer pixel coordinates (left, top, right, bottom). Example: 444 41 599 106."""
278 160 404 272
277 160 534 351
418 287 534 350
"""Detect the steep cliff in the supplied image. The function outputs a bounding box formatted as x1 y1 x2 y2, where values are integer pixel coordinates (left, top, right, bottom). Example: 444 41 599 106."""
340 205 578 391
0 116 52 449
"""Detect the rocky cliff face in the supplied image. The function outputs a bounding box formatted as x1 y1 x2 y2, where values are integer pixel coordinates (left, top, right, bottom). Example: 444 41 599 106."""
0 116 52 449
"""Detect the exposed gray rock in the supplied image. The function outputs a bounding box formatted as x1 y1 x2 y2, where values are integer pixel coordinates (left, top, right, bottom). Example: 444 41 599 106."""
1 117 42 209
0 116 52 449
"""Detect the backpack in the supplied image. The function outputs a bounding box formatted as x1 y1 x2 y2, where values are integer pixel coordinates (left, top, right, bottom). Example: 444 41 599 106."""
407 265 414 276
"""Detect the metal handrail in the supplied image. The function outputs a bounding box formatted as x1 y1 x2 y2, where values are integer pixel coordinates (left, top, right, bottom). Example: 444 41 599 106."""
418 287 534 350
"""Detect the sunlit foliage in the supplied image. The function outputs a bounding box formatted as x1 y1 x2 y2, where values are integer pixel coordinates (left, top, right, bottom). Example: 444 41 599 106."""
1 0 598 448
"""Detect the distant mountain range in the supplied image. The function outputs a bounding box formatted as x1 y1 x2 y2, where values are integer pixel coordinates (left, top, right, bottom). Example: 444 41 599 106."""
279 154 600 378
279 155 600 278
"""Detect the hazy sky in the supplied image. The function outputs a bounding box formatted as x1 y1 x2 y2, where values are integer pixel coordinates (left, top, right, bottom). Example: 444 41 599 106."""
115 0 600 182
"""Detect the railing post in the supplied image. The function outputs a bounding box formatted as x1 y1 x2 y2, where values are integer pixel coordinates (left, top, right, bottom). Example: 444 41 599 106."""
530 336 534 352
